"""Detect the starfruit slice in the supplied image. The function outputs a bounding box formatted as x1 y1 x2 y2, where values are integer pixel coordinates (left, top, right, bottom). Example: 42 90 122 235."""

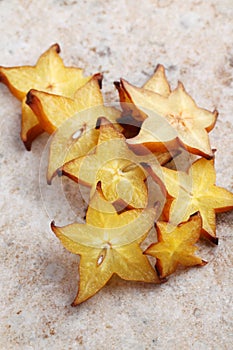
47 127 100 185
51 191 160 305
62 118 165 209
47 121 176 186
144 214 205 278
26 73 104 134
35 88 122 183
24 75 122 184
147 158 233 244
114 64 171 120
0 43 96 149
115 75 218 158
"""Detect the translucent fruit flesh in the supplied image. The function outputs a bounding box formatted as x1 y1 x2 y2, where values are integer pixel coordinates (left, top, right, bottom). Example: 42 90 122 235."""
52 192 160 305
0 43 96 149
145 214 205 278
115 65 218 158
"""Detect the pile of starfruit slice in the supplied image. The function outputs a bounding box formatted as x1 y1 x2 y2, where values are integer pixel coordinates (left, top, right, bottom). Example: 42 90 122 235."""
1 44 233 305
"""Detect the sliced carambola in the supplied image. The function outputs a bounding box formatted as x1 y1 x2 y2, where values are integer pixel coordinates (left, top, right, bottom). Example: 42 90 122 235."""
145 214 205 278
114 64 171 120
52 192 160 305
147 158 233 244
26 73 104 134
62 118 165 209
44 107 122 184
0 43 97 149
115 72 217 158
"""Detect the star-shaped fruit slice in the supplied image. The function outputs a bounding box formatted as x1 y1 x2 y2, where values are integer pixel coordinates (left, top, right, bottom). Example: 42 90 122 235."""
115 76 218 157
62 118 165 209
48 122 176 187
51 192 160 305
34 82 122 183
47 127 100 185
26 73 105 134
144 214 205 278
147 158 233 244
0 43 96 149
114 64 171 120
115 64 176 165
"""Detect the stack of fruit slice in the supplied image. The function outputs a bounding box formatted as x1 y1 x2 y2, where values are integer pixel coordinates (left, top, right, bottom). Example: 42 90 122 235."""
1 44 233 305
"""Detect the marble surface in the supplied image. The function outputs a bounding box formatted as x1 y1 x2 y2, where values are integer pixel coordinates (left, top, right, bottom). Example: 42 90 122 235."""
0 0 233 349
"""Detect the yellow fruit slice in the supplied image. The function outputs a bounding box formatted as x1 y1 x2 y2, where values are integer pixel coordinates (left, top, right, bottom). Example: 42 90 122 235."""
147 158 233 243
115 76 218 157
47 113 175 185
62 118 165 209
0 43 96 149
114 64 171 121
145 214 205 278
51 191 160 305
143 64 171 96
26 73 104 134
48 127 100 184
39 94 122 183
21 98 44 150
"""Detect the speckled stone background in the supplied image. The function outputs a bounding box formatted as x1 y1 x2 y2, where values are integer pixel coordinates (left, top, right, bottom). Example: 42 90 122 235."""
0 1 233 349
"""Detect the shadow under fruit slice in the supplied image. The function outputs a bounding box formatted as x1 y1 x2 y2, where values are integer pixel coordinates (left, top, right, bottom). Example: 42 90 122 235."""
144 214 205 278
116 77 218 158
147 158 233 244
51 191 160 305
0 43 95 149
62 118 165 209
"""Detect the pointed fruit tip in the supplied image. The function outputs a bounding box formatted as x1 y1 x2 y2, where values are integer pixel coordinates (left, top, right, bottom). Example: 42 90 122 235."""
51 221 56 231
71 300 79 307
177 80 185 90
213 109 219 118
210 236 219 245
47 177 52 185
154 64 165 73
201 260 208 266
26 89 36 106
113 81 121 89
93 73 103 89
23 140 32 151
51 43 61 54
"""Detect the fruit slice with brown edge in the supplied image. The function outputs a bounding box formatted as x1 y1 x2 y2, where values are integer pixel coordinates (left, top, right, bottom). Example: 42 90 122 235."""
62 118 166 209
0 43 97 149
115 64 176 163
114 64 171 120
35 82 122 183
47 123 177 186
26 73 104 134
51 191 160 305
115 78 218 158
146 158 233 244
47 128 100 185
144 214 206 278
